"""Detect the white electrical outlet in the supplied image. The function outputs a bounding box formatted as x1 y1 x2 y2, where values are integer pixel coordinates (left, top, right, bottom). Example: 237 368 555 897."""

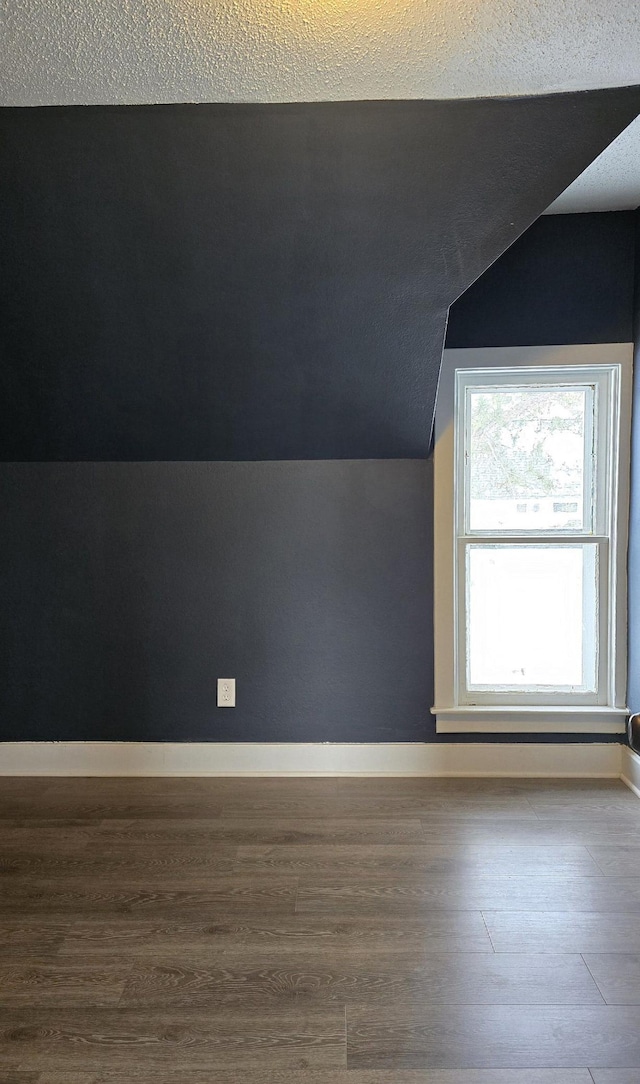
217 678 236 707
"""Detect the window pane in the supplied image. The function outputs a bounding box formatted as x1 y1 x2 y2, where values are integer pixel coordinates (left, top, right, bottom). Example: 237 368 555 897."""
467 387 590 531
467 544 597 690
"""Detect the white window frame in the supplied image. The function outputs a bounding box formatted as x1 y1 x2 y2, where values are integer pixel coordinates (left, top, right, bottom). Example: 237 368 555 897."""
432 344 632 734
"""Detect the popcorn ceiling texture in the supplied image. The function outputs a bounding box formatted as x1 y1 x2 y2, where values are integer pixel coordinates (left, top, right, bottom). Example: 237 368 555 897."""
1 0 640 107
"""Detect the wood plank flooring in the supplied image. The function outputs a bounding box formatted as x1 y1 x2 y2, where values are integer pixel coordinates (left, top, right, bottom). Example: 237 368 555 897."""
1 776 639 1081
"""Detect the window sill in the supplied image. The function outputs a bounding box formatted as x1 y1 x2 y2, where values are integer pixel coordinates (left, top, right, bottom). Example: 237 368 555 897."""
433 706 628 734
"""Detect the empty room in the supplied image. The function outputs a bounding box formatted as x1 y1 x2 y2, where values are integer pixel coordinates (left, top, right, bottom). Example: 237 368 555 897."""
3 1 640 1081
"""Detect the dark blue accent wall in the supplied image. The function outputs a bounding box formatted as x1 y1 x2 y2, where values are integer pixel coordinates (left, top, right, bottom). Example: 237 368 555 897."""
2 93 639 462
447 212 636 348
0 461 434 742
2 209 636 743
0 457 625 745
1 92 639 744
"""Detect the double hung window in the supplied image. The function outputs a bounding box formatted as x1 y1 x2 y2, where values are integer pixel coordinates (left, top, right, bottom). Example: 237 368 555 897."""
433 346 631 733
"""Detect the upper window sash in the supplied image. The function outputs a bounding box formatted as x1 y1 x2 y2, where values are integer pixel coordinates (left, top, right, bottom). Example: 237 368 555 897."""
454 365 618 541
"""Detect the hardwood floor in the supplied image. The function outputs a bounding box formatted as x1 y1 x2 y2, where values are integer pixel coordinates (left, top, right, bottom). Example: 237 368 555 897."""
1 776 639 1081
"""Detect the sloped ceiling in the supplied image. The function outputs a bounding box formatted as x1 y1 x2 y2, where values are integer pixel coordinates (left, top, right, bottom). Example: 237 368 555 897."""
2 89 639 460
545 116 640 213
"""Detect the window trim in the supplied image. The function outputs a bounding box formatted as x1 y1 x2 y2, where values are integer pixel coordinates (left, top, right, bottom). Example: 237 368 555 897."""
432 344 633 734
456 365 613 707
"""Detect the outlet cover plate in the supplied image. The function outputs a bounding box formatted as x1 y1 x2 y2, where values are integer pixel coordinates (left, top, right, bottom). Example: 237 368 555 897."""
217 678 236 708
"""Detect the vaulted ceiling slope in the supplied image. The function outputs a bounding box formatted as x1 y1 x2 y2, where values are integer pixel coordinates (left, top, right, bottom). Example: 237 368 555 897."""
2 89 639 460
545 117 640 214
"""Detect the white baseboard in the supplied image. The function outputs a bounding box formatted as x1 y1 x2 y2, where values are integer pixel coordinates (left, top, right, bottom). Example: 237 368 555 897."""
0 741 626 777
621 746 640 798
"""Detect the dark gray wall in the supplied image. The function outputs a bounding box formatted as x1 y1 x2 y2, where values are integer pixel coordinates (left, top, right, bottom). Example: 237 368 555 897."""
447 211 636 348
0 461 433 742
2 92 639 461
2 210 636 744
0 457 624 745
2 94 640 745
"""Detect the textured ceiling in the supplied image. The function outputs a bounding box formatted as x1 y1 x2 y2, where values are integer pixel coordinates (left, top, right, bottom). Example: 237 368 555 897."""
1 0 639 212
2 0 639 107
